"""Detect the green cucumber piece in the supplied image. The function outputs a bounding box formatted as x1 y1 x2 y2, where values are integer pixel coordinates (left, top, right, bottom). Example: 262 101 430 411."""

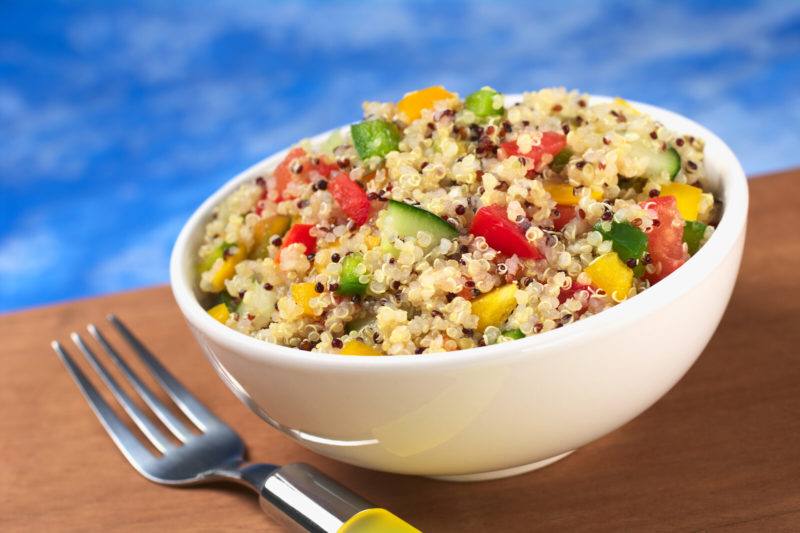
683 220 708 255
501 328 525 340
218 291 238 312
337 253 369 296
630 144 681 181
465 87 504 118
551 148 573 173
381 200 459 251
594 221 648 262
351 119 401 160
197 242 233 274
345 315 373 333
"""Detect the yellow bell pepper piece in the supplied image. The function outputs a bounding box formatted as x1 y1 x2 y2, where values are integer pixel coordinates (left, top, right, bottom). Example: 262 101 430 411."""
544 183 602 206
210 244 247 293
471 283 518 332
660 183 702 221
250 214 291 259
365 234 381 249
339 508 420 532
290 282 318 316
585 252 633 300
340 340 383 356
613 97 641 116
397 86 456 122
207 303 230 324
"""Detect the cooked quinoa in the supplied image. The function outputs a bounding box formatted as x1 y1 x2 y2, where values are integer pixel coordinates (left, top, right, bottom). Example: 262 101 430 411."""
197 86 720 356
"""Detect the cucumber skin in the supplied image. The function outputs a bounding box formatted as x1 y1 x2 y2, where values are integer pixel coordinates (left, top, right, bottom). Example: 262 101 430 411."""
664 147 681 180
337 253 369 296
382 200 459 248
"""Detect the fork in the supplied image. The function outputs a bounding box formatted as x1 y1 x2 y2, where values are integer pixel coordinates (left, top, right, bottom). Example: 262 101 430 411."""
51 314 417 532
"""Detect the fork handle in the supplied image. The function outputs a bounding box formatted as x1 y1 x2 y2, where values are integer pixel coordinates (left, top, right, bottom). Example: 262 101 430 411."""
256 463 418 532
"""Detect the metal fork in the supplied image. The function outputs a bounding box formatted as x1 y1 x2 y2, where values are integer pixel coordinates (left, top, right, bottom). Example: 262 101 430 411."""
51 315 416 532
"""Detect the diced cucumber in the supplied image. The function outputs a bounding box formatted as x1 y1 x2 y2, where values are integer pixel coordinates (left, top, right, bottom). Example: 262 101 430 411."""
337 253 369 296
629 144 681 181
218 291 238 312
501 328 525 340
351 119 401 160
465 87 504 118
345 315 373 333
550 148 573 173
380 200 459 251
197 242 233 274
594 221 648 262
683 220 708 255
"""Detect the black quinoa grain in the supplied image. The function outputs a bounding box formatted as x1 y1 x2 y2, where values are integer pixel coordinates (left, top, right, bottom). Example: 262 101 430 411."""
455 204 466 215
271 236 282 246
316 179 328 190
337 158 350 168
644 253 653 264
330 252 341 263
578 209 586 218
391 280 401 290
459 244 470 254
367 192 378 200
649 189 659 198
602 136 611 145
445 292 457 302
255 176 266 187
578 99 587 108
626 258 637 268
575 160 586 170
462 328 474 336
298 339 312 351
650 131 658 140
688 160 698 170
503 121 513 132
521 120 530 127
415 347 425 354
263 282 273 291
297 199 309 209
652 219 661 227
551 104 563 112
306 253 315 261
465 280 475 288
331 338 343 349
329 282 339 292
602 210 613 221
314 282 324 293
676 138 685 147
247 313 255 321
238 290 246 298
562 124 570 135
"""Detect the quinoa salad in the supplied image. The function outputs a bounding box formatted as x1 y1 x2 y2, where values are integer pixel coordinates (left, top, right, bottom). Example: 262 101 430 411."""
197 86 720 356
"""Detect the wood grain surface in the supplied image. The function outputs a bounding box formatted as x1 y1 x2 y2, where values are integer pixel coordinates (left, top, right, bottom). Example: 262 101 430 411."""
2 170 799 532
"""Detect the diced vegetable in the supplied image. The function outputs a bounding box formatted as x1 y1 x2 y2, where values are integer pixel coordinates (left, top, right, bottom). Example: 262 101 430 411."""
585 252 633 300
641 196 687 283
380 199 459 251
544 183 602 206
594 221 648 262
630 144 681 180
290 282 317 316
207 303 230 324
660 182 702 221
351 119 401 160
345 316 373 333
197 242 233 274
558 282 591 305
338 253 369 296
469 204 542 259
397 86 456 122
329 173 371 226
249 215 291 259
500 131 566 168
279 223 317 260
683 220 708 255
552 205 577 231
210 244 247 293
273 147 306 200
613 97 641 116
550 148 573 173
339 340 383 356
501 328 525 340
464 87 504 118
471 283 518 331
218 291 237 312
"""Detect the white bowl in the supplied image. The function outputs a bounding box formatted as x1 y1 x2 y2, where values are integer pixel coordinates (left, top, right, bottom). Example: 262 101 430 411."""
170 96 748 481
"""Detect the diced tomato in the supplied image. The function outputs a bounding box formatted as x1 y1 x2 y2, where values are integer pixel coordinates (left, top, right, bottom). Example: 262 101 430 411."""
640 196 687 283
500 131 566 168
310 159 339 178
469 204 543 259
329 173 371 226
279 223 317 261
273 147 306 200
558 282 591 305
552 205 577 231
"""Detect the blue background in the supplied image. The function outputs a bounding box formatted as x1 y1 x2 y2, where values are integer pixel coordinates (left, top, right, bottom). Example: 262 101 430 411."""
2 0 799 312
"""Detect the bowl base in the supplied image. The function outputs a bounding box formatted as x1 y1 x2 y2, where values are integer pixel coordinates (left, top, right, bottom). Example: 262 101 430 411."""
428 450 574 482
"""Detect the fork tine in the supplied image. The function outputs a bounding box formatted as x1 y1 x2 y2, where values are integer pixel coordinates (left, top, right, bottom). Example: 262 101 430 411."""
107 315 224 431
88 324 194 442
51 341 155 471
71 332 175 453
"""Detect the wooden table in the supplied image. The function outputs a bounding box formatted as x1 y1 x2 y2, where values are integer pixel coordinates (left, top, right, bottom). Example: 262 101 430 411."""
3 170 799 532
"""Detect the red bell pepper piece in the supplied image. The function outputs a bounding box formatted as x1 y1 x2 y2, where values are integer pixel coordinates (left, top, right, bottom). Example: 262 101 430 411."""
329 173 371 226
273 147 306 200
469 204 542 259
640 196 687 283
279 223 317 260
558 282 592 305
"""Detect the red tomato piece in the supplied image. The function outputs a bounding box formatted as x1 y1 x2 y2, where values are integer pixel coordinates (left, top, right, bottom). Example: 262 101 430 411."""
500 131 566 167
640 196 687 283
469 204 543 259
310 159 339 178
329 173 371 226
558 281 591 305
552 205 577 231
279 223 317 260
273 147 306 200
